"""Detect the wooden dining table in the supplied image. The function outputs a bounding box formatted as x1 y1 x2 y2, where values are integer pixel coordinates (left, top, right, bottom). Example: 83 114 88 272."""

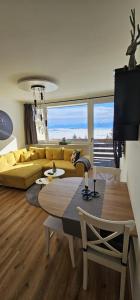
38 177 137 237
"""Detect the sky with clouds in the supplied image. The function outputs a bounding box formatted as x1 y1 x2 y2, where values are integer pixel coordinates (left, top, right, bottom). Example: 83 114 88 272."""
47 102 114 129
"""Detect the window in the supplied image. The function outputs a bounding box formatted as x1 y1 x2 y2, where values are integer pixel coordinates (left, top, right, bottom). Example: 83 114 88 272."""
47 103 88 143
35 100 114 153
94 102 114 139
93 101 114 167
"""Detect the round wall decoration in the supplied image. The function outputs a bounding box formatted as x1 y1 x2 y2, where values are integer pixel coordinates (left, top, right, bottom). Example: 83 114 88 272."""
0 110 13 140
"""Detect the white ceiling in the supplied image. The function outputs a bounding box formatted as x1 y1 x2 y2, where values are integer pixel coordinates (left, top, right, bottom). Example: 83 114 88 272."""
0 0 140 103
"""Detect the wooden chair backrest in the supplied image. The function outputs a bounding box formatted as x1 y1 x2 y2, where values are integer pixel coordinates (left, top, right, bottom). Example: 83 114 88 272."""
77 207 135 264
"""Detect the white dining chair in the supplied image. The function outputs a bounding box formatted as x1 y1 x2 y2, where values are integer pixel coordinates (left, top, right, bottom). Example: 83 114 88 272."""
43 216 75 268
77 206 135 300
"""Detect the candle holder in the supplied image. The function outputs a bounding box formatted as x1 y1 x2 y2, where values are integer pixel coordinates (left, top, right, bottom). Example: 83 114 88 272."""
93 179 100 198
82 186 94 201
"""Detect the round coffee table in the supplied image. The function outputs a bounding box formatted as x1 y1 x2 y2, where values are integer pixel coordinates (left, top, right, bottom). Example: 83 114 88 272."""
44 168 65 178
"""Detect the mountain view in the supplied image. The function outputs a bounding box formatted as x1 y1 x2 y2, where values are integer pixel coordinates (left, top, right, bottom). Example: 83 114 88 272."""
47 102 114 141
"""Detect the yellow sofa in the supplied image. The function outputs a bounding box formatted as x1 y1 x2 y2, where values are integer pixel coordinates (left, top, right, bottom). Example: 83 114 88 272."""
0 147 85 189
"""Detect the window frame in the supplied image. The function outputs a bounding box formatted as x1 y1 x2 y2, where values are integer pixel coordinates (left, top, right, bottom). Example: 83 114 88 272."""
35 95 114 145
45 100 89 144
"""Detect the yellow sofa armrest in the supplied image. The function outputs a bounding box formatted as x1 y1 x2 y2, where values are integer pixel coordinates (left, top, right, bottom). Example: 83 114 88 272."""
82 154 90 160
75 155 91 177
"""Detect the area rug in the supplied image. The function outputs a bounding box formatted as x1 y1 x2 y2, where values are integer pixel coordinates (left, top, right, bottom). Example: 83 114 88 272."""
26 183 42 207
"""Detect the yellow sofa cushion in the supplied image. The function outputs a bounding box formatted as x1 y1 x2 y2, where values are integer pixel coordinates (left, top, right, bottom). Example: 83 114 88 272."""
52 148 64 160
45 148 53 160
29 147 45 159
0 164 42 189
20 151 40 162
46 147 64 160
30 152 38 160
64 149 74 161
13 148 27 163
3 164 42 178
20 152 31 162
46 160 75 170
0 156 9 171
33 158 51 167
4 152 16 166
17 159 50 168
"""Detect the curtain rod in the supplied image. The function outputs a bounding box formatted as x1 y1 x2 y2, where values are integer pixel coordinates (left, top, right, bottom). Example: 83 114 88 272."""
46 94 114 105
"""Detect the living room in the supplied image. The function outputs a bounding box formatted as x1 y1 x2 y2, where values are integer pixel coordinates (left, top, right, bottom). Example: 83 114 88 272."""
0 1 140 300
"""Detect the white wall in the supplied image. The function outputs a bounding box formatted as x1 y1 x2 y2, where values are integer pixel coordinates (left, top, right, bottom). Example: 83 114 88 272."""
126 142 140 240
124 142 140 300
0 99 25 154
119 49 140 299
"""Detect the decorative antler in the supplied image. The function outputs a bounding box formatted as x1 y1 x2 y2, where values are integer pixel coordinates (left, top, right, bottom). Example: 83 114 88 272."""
126 8 140 69
130 9 135 41
136 24 140 44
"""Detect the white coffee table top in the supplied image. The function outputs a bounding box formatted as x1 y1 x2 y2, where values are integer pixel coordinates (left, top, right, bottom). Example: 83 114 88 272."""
44 168 65 178
36 177 49 185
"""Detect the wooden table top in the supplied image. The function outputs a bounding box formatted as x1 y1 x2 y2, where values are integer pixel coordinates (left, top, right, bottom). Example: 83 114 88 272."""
39 177 82 218
38 177 137 236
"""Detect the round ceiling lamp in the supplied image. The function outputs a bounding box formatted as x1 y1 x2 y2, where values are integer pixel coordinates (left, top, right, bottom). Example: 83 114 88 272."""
18 78 58 93
18 77 58 108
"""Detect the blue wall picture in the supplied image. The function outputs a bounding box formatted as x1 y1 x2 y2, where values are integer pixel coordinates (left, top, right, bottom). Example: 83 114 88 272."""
0 110 13 140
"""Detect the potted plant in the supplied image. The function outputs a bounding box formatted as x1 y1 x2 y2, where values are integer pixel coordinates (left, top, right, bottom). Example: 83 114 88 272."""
59 137 68 145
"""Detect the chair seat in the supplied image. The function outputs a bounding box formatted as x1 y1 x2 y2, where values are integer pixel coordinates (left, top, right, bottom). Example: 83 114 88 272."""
43 216 64 233
43 215 75 268
87 247 122 272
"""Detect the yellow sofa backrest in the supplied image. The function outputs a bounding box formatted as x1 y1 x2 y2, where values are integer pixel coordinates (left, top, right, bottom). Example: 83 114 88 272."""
29 146 83 161
46 147 64 160
0 149 28 171
13 148 27 163
29 147 46 159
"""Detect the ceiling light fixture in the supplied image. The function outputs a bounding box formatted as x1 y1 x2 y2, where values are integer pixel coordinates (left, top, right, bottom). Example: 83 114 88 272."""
18 77 58 110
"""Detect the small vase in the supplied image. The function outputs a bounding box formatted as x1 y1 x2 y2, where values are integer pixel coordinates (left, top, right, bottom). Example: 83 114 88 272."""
52 161 56 173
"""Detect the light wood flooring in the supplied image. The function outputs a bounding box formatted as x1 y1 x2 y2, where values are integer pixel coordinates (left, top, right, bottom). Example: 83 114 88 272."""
0 176 132 300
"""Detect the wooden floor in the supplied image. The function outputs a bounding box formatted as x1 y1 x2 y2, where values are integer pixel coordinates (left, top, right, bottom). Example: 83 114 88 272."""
0 176 132 300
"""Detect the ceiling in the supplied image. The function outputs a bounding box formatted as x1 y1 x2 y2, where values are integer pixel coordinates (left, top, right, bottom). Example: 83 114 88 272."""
0 0 140 103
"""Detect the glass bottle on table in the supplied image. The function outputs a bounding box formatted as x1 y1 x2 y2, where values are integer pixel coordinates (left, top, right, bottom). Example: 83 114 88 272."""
52 161 56 173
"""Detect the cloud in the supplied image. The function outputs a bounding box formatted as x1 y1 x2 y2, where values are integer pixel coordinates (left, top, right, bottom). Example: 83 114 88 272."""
47 102 114 127
47 104 87 126
94 103 114 124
